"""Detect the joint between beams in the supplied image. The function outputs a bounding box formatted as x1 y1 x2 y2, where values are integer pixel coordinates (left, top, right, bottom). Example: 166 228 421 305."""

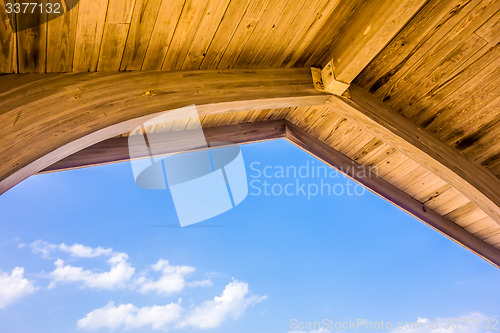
311 59 350 96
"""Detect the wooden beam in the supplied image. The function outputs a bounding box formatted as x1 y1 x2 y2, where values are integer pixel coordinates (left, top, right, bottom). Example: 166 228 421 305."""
286 121 500 268
318 0 428 85
0 68 329 194
325 85 500 224
40 120 286 173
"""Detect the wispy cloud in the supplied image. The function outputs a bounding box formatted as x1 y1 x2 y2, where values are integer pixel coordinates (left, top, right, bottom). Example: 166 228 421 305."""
48 252 135 290
134 259 211 295
178 279 267 329
0 267 36 309
389 313 497 333
30 240 113 258
77 300 183 330
77 279 266 331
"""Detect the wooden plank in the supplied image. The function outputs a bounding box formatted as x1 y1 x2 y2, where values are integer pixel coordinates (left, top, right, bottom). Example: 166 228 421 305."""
46 2 79 72
408 43 500 121
475 9 500 43
211 0 267 69
106 0 135 23
0 67 329 194
17 0 47 73
355 0 472 90
233 0 289 68
97 0 136 71
386 33 488 113
72 0 108 72
119 0 162 71
141 0 185 70
265 0 336 68
181 0 231 69
247 0 308 67
368 0 499 102
97 23 129 71
290 0 363 68
286 121 500 268
326 84 500 223
316 0 428 83
161 0 209 70
41 120 286 172
0 0 18 73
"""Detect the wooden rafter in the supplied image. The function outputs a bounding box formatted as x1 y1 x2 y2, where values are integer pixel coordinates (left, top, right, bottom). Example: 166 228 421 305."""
325 85 500 224
0 68 329 194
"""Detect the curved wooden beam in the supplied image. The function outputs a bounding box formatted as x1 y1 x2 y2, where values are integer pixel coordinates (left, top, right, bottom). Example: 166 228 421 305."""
326 85 500 224
0 68 329 194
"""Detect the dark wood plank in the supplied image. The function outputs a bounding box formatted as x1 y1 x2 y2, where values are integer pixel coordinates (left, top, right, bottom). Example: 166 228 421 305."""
41 120 286 172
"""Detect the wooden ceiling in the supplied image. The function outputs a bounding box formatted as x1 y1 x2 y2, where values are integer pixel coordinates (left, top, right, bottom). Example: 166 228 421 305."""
0 0 499 267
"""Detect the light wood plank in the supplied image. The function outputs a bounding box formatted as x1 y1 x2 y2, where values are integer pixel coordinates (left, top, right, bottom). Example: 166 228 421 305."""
141 0 185 70
161 0 209 70
72 0 108 72
181 0 231 69
119 0 162 71
46 2 79 72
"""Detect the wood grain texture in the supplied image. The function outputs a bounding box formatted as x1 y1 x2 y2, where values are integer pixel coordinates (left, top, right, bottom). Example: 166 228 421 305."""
326 84 500 223
46 2 79 72
286 121 500 268
17 0 47 73
0 67 329 194
72 0 108 72
141 0 185 70
0 1 17 73
119 0 162 70
316 0 428 83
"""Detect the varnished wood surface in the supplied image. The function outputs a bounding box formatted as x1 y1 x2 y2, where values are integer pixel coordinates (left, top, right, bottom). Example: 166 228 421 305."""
326 85 500 224
0 68 329 194
355 0 500 179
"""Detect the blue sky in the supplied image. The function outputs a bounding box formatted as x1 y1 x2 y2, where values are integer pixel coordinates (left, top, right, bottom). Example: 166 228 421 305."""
0 139 499 333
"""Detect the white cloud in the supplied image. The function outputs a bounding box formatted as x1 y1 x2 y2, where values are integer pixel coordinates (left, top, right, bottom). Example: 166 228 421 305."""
389 313 496 333
77 300 183 330
30 240 112 258
0 267 36 309
135 259 210 295
179 279 267 329
48 253 134 290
